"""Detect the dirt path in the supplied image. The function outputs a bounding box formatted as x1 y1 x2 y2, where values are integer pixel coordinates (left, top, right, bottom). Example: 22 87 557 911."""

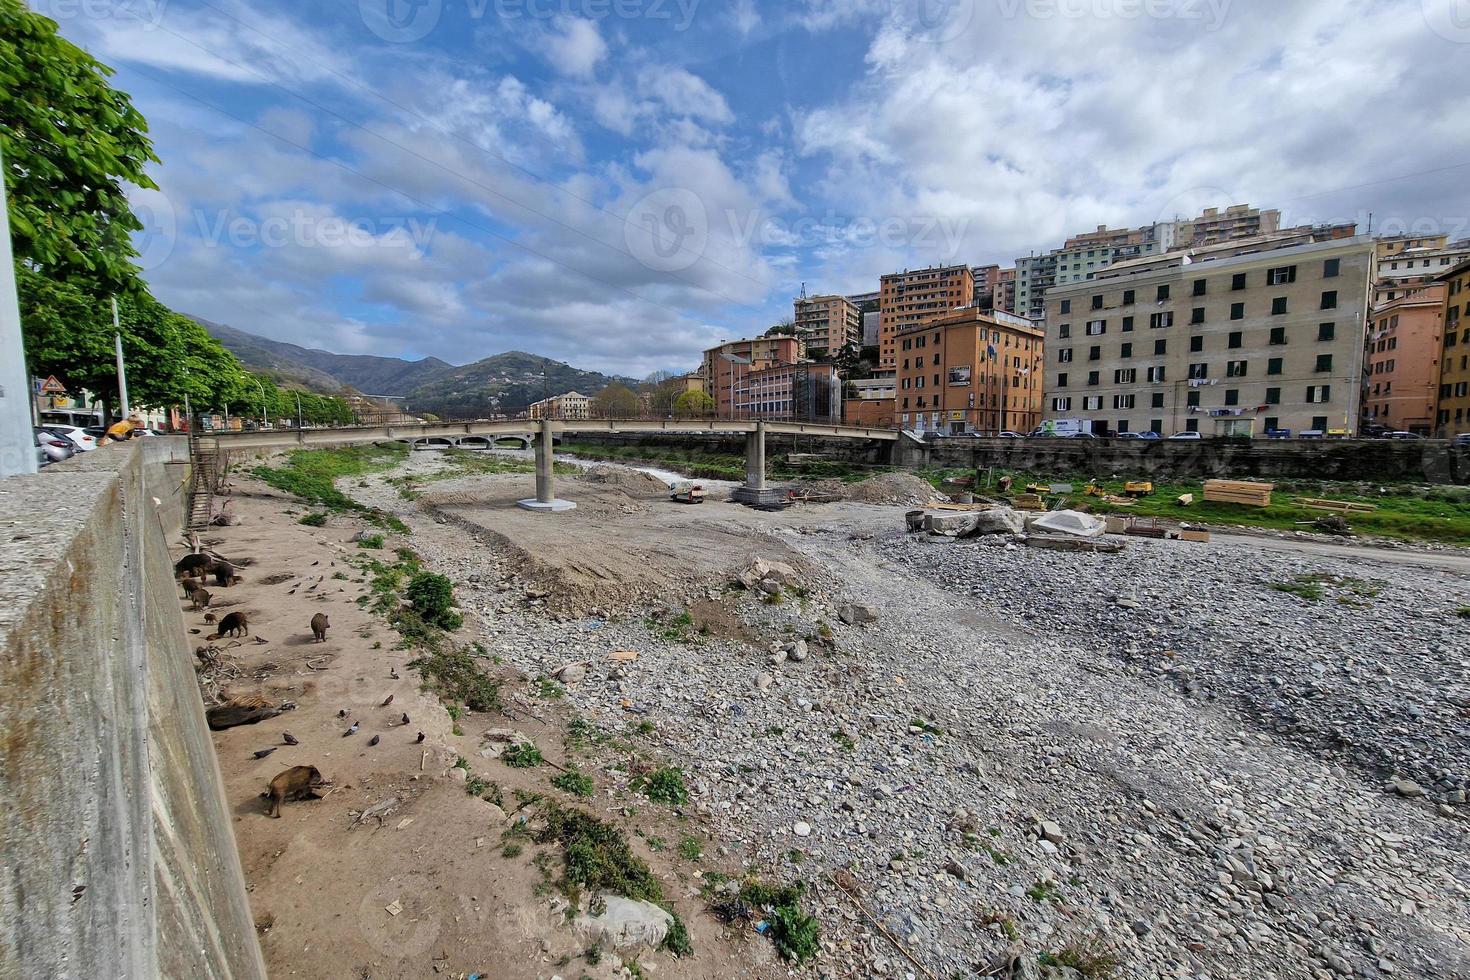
1212 531 1470 575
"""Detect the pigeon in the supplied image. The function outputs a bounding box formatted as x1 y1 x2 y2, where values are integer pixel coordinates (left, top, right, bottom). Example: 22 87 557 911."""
367 734 380 747
252 748 276 759
390 667 400 679
343 722 359 737
311 560 319 566
282 732 299 746
415 732 426 744
380 694 395 707
400 713 410 726
338 708 350 719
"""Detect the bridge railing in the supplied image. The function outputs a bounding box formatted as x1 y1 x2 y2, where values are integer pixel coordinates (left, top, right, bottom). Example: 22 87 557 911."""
193 409 901 435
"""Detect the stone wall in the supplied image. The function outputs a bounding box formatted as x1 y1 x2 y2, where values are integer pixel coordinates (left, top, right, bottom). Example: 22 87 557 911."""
895 437 1470 484
560 430 893 466
0 438 265 978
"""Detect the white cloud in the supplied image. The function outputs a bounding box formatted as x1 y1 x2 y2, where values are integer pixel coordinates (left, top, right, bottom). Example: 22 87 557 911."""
537 17 608 79
635 66 734 125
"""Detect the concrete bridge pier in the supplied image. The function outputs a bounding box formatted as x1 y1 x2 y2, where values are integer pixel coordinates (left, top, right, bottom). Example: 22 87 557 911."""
517 418 576 512
731 421 785 507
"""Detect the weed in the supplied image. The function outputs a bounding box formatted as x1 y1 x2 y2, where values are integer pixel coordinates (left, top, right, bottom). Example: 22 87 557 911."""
633 767 689 806
977 909 1020 941
333 571 349 580
710 880 819 963
502 841 523 858
552 769 596 798
631 720 656 737
661 610 695 641
983 845 1010 866
1027 878 1060 903
1040 935 1122 978
1458 606 1470 619
536 677 566 699
910 718 944 736
677 836 703 861
830 731 856 752
502 742 543 768
1270 572 1383 604
583 945 601 965
661 913 693 958
411 647 501 712
404 571 462 630
787 849 805 865
465 776 491 797
453 756 469 770
356 533 385 550
566 717 608 749
298 512 328 526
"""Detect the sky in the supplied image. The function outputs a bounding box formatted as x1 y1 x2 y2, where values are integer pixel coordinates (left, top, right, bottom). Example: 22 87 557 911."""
35 0 1470 377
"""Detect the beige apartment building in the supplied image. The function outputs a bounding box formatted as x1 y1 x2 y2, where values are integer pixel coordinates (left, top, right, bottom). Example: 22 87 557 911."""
993 267 1016 314
1365 283 1445 434
1041 232 1375 437
793 294 862 359
896 307 1044 435
878 265 974 370
1373 239 1470 306
528 391 591 420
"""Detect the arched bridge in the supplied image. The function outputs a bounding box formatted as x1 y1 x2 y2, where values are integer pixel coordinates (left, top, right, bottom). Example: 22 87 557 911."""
201 417 901 513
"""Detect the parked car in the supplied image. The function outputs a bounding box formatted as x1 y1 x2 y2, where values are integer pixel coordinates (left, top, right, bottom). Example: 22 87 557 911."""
1068 431 1098 439
41 424 98 452
1298 429 1324 439
1114 432 1142 439
997 430 1024 439
1385 430 1425 440
1138 431 1162 440
1168 431 1202 440
1455 433 1470 447
35 428 75 463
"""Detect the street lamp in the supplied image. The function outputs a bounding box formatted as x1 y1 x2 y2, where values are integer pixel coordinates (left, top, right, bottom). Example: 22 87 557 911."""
720 351 752 421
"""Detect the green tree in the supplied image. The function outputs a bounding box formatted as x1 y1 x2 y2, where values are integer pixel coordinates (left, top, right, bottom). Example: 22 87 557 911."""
764 318 797 338
673 389 715 417
1 0 159 293
592 383 640 417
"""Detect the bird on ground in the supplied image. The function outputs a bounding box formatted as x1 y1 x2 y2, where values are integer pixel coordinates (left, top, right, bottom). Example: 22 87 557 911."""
368 734 380 747
415 732 426 744
338 708 350 719
343 722 360 737
282 732 299 746
401 713 410 726
253 748 276 759
381 694 395 707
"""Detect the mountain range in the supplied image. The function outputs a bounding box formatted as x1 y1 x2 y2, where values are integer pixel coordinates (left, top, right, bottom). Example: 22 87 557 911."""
195 318 640 418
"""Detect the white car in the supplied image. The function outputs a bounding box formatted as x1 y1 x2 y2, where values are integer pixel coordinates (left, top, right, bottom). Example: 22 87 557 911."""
41 424 99 452
1168 431 1203 440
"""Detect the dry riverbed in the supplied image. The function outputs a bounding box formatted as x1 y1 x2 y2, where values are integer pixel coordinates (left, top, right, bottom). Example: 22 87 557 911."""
196 449 1470 980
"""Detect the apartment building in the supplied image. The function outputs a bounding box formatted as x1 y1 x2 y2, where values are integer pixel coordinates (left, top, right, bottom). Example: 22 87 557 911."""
1375 233 1448 259
1374 240 1470 306
794 294 862 359
701 336 805 416
972 264 1001 310
1175 204 1281 245
1436 259 1470 437
993 267 1016 314
734 361 842 422
843 375 897 428
878 265 974 369
1365 284 1445 434
1040 232 1375 437
528 391 591 420
896 307 1044 435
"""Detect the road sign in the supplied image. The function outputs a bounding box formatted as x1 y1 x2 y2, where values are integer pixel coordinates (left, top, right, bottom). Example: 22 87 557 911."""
40 375 66 395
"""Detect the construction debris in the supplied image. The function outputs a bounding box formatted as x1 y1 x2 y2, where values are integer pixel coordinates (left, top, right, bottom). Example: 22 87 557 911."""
1029 510 1106 538
1296 497 1376 514
1202 479 1274 507
1025 536 1126 553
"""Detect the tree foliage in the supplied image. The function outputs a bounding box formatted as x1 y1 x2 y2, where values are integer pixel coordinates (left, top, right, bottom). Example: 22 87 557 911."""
673 389 715 417
1 0 158 293
592 382 639 417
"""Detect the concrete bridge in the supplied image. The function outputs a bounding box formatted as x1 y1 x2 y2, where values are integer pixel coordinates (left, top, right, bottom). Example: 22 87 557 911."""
203 417 901 512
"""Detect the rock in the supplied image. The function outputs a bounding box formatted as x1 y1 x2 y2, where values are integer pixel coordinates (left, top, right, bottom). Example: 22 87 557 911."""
791 639 808 661
793 821 812 837
838 604 878 626
479 728 534 759
575 896 673 951
739 557 798 589
969 507 1025 536
755 672 774 691
926 512 981 537
1391 779 1425 798
770 649 788 665
448 766 467 782
758 578 783 596
555 663 587 684
944 858 968 881
1039 820 1064 844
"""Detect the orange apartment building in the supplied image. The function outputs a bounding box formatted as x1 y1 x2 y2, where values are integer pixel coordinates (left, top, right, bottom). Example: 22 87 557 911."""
793 294 862 359
879 265 974 370
895 307 1044 434
1365 284 1445 434
701 336 806 416
1436 259 1470 437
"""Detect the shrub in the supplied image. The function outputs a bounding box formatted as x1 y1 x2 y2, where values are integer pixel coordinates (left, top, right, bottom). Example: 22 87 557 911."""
410 647 500 712
502 742 543 768
552 769 595 797
298 512 328 526
634 766 688 806
405 571 461 629
357 533 385 549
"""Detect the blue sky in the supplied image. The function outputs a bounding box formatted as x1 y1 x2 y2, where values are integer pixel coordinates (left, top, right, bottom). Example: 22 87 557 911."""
35 0 1470 377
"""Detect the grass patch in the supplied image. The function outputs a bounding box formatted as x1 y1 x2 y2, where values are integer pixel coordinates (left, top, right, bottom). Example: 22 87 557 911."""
410 646 501 712
502 742 543 769
1269 572 1383 604
251 443 409 531
1027 878 1060 903
632 766 689 806
1039 935 1122 978
536 677 566 699
677 835 703 861
1458 606 1470 619
298 511 328 526
502 841 524 858
552 769 595 797
533 804 691 957
710 879 819 963
356 533 385 549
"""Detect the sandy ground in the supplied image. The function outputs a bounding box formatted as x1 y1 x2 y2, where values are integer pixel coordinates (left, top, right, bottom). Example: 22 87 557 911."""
176 474 784 980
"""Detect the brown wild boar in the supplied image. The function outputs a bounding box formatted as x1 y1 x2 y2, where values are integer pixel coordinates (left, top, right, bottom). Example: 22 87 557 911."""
175 553 213 579
209 560 238 588
188 588 211 610
264 765 329 818
310 613 329 643
216 611 249 638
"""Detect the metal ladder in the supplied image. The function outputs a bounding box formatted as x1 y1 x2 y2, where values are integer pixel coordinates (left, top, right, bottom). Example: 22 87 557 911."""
187 432 219 531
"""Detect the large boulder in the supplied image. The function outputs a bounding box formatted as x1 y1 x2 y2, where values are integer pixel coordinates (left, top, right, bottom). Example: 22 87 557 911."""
838 603 878 626
738 557 799 589
925 512 981 537
970 507 1025 536
575 896 673 951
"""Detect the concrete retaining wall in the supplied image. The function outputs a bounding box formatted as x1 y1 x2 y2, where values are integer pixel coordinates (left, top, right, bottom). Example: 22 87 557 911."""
0 438 265 979
895 437 1470 484
560 430 892 466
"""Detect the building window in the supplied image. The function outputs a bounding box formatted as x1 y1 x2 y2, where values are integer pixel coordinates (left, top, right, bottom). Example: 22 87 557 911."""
1267 357 1283 375
1091 294 1104 310
1087 371 1100 386
1225 389 1239 406
1058 348 1073 362
1228 331 1243 348
1231 272 1247 290
1083 396 1102 410
1227 360 1247 378
1315 353 1333 372
1052 396 1072 411
1147 366 1166 383
1123 289 1135 305
1190 335 1204 352
1150 311 1173 329
1271 297 1288 315
1267 266 1297 285
1086 319 1106 335
1115 368 1137 384
1187 391 1200 407
1192 278 1207 296
1089 345 1101 361
1190 307 1205 325
1306 384 1331 403
1321 290 1338 310
1269 326 1287 345
1058 323 1071 338
1114 394 1135 409
1060 299 1071 314
1188 362 1208 379
1230 302 1245 320
1057 373 1068 387
1265 387 1280 405
1151 392 1164 408
1120 342 1133 358
1324 257 1340 278
1153 339 1167 356
1122 316 1135 332
1156 284 1170 301
1317 322 1335 341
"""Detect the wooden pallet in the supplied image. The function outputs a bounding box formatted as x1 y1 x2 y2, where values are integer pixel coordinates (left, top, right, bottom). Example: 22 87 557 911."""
1296 497 1376 514
1202 479 1273 507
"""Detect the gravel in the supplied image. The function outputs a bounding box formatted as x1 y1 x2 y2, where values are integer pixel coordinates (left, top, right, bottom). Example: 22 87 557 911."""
346 454 1470 979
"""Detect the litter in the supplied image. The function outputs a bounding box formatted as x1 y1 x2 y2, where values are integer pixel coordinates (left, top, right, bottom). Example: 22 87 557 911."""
384 900 403 917
609 650 639 662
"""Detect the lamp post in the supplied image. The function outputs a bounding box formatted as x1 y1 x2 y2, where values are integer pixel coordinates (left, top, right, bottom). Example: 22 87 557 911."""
720 350 752 421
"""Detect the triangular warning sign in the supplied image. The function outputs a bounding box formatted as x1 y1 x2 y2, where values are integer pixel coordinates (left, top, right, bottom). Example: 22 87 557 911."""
40 376 67 395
